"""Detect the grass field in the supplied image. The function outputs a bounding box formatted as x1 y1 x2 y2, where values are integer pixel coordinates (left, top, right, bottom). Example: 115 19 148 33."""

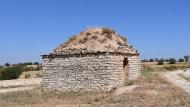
0 63 190 107
142 62 190 72
19 71 42 79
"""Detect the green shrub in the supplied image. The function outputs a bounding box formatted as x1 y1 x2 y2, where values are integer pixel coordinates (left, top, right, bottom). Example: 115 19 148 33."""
155 58 159 62
5 63 10 66
169 58 176 64
141 65 153 78
164 59 170 62
163 66 178 71
24 62 33 65
141 59 149 62
179 58 184 62
0 65 23 80
157 59 164 65
33 62 39 65
149 59 154 62
184 55 190 62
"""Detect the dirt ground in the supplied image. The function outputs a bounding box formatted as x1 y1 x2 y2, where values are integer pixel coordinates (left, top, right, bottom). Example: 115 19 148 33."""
164 69 190 94
1 71 190 107
0 78 41 93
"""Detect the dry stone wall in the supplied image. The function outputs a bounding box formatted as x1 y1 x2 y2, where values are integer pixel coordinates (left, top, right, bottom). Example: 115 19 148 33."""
128 56 141 80
42 53 140 92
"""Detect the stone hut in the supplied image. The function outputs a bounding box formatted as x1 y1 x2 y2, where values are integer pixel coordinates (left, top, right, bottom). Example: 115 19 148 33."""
42 28 141 92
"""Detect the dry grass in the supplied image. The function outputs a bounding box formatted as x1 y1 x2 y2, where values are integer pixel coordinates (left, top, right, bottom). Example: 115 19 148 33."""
142 62 190 72
178 74 190 82
52 27 135 55
101 27 115 37
118 34 127 42
1 70 190 107
19 71 42 79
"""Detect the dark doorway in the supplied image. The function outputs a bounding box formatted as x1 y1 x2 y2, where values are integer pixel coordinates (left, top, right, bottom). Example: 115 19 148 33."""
123 58 128 68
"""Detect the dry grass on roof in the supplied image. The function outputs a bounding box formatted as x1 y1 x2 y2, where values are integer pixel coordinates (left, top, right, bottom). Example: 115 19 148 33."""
53 27 130 54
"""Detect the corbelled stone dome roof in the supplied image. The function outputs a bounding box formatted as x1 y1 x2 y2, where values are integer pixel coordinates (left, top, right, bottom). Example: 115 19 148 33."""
53 27 138 55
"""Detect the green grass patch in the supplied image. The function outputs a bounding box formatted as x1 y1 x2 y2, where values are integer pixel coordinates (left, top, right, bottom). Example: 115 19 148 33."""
141 65 154 78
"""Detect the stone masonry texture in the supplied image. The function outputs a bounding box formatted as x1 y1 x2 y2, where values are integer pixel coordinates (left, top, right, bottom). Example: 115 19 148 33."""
41 53 141 92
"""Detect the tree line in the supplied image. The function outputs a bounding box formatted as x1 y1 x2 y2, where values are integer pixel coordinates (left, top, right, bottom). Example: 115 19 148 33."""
4 62 40 67
0 62 42 80
141 55 190 65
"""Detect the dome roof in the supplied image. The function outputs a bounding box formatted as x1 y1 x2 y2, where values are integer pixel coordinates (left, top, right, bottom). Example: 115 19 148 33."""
53 27 138 55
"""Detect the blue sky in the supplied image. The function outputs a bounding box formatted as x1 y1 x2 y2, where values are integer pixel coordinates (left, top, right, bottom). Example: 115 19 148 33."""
0 0 190 64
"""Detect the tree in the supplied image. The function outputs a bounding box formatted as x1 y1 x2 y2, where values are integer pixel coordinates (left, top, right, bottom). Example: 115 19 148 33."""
149 59 154 62
24 62 33 65
141 59 149 62
169 58 176 64
184 55 190 62
33 62 39 65
179 58 184 62
157 59 164 65
164 59 170 62
5 63 10 66
155 58 159 62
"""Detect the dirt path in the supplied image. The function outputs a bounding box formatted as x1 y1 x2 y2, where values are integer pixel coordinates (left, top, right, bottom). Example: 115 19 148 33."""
0 87 34 93
114 85 139 95
164 70 190 94
0 78 41 93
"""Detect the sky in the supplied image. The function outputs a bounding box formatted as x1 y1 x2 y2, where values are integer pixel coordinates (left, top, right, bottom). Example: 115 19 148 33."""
0 0 190 64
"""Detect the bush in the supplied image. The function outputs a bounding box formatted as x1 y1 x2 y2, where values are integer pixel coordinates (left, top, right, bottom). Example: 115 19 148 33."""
149 59 154 62
33 62 39 65
164 59 170 62
141 59 149 62
5 63 10 66
157 59 164 65
155 58 159 62
184 55 190 62
163 66 178 71
0 65 23 80
24 62 33 65
169 58 176 64
179 58 184 62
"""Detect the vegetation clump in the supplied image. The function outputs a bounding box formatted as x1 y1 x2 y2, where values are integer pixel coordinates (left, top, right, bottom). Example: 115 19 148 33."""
179 58 185 62
0 65 23 80
102 27 115 35
157 59 164 65
0 62 42 80
118 34 127 43
169 58 176 64
163 66 178 71
184 55 190 62
141 65 154 77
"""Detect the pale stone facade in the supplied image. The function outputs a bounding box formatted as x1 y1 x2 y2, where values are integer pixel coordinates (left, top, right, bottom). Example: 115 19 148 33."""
41 28 141 92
